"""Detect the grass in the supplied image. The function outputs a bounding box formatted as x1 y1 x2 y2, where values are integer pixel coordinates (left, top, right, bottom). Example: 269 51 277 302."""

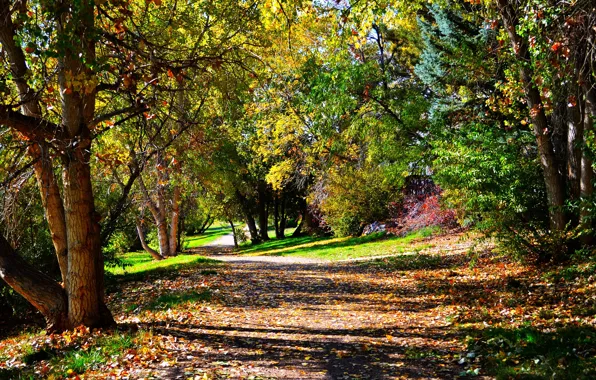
1 331 137 379
106 252 219 282
238 226 439 261
183 225 233 249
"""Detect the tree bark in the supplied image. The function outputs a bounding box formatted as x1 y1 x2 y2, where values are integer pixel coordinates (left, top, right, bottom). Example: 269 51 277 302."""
169 185 181 256
279 195 287 238
136 222 162 260
0 0 115 330
567 87 583 203
229 220 239 248
56 0 114 328
0 3 69 285
138 175 171 258
0 235 68 331
497 0 566 232
29 145 69 286
236 190 261 243
273 196 281 238
257 181 270 241
580 84 596 243
62 143 114 328
245 213 260 243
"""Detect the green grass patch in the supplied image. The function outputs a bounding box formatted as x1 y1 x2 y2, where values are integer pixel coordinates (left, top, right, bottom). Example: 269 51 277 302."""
465 325 596 379
6 332 137 379
51 332 135 376
183 225 233 249
239 226 439 261
106 252 219 283
147 290 212 310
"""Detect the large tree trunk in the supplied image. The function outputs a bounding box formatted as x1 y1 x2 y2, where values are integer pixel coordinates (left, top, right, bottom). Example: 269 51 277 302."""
169 186 181 256
58 0 113 328
136 222 162 260
0 235 68 331
0 0 115 330
497 0 566 232
62 145 114 328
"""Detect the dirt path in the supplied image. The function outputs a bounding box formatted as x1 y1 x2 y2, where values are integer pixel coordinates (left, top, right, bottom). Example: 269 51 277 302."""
204 233 236 248
116 255 470 379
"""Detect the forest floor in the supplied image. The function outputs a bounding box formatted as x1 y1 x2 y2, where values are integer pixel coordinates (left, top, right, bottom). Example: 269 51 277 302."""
1 231 595 379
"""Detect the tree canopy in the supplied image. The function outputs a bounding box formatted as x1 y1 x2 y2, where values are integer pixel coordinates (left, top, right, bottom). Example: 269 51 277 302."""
0 0 595 331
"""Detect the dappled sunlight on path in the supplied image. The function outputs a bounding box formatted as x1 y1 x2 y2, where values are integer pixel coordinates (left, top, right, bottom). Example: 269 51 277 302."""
117 258 471 379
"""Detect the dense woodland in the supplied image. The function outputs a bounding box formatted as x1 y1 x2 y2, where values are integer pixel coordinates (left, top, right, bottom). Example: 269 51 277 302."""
0 0 595 375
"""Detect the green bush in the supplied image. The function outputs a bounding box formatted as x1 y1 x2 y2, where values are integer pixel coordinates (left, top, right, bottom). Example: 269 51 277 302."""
317 165 400 237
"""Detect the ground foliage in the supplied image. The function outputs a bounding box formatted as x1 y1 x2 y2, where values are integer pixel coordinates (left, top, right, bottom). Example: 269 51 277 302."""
0 233 594 379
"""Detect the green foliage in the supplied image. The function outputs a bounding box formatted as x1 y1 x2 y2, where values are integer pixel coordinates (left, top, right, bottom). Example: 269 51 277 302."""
318 165 401 237
103 231 134 268
467 326 596 379
417 5 563 258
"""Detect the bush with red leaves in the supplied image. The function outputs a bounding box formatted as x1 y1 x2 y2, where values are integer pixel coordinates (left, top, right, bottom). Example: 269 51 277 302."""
387 181 458 236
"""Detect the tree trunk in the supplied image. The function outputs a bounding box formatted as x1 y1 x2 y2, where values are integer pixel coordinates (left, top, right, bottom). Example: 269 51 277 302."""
198 215 213 234
273 196 281 238
136 222 162 260
567 87 583 203
293 198 320 237
497 0 566 232
236 190 261 243
138 175 171 257
156 217 171 258
257 182 270 241
0 235 68 331
62 145 114 328
580 84 596 243
279 195 287 239
0 6 69 285
177 207 185 253
245 213 260 243
169 186 181 256
30 143 69 286
229 220 239 248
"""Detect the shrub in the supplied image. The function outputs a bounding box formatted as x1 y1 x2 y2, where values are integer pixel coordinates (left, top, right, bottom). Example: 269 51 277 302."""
316 165 400 237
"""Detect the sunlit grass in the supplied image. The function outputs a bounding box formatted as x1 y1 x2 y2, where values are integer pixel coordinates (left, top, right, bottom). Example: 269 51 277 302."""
182 225 233 249
239 226 439 261
106 252 218 282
